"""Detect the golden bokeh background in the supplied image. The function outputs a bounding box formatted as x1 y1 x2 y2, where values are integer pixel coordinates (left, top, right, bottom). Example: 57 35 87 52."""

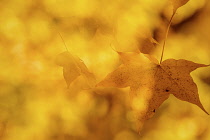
0 0 210 140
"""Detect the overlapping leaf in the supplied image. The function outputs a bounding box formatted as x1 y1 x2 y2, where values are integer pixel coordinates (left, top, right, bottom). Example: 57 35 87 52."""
55 51 95 88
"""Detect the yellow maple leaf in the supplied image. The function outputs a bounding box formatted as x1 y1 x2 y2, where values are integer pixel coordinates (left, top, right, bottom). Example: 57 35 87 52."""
97 51 209 131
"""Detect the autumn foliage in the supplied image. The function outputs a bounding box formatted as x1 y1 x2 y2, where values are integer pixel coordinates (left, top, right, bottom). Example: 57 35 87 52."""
1 0 210 139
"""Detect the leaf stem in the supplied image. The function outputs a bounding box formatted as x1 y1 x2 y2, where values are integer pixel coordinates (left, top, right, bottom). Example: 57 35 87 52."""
58 32 69 52
160 12 176 64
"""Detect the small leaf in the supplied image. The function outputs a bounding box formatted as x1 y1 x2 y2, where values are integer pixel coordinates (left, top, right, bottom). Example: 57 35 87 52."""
138 37 158 54
136 30 158 54
55 51 96 88
171 0 190 13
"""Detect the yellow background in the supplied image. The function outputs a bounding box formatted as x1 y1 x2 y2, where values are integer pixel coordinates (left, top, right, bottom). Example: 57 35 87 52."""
0 0 210 140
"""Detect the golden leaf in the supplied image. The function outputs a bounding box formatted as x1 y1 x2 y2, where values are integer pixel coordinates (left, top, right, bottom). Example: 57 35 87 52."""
97 51 209 131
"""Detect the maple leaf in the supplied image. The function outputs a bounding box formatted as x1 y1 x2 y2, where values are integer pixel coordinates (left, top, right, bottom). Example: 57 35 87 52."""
97 51 209 130
55 51 96 88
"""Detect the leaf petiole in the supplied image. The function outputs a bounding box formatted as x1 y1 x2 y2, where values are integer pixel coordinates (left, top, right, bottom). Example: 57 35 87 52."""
58 32 69 52
160 12 176 64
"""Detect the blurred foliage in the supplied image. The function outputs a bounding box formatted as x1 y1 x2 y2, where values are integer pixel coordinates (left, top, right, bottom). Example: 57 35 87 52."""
0 0 210 140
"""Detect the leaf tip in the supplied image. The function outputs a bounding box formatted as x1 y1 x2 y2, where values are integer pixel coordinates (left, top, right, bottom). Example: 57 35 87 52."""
198 103 209 115
204 109 209 115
